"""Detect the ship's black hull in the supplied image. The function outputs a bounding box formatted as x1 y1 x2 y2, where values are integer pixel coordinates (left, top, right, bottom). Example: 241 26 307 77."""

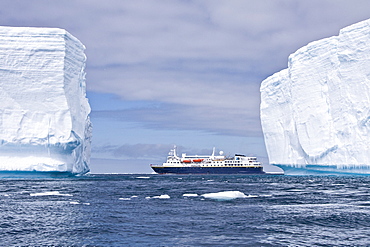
151 166 265 175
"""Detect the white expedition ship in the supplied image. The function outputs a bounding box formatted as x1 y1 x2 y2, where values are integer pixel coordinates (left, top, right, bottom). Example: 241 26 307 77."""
150 146 265 174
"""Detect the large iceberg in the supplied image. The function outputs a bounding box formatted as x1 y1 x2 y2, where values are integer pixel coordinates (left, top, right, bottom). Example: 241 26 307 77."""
260 19 370 174
0 26 92 175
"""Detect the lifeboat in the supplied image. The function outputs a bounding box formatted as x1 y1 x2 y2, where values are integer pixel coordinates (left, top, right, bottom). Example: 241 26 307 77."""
182 159 191 163
192 159 204 163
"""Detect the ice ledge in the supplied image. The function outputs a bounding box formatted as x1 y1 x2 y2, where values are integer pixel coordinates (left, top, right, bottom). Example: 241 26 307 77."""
275 164 370 175
0 171 77 179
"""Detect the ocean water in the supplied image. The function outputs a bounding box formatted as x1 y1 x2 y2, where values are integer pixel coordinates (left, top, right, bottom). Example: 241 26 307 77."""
1 174 370 246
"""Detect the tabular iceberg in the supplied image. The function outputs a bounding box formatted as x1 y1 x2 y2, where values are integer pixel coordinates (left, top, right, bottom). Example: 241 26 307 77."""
260 19 370 174
0 26 92 175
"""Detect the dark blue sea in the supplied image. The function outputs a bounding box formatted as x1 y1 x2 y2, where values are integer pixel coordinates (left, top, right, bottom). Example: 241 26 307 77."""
1 174 370 246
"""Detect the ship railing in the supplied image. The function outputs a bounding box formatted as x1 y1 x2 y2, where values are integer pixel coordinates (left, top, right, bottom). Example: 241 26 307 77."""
150 164 163 167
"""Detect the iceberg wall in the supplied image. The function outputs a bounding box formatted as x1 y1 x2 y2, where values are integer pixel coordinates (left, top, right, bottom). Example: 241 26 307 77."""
260 19 370 172
0 26 92 174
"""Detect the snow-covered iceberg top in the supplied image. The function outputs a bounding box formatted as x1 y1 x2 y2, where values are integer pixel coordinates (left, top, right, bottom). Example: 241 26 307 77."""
260 19 370 169
0 26 91 174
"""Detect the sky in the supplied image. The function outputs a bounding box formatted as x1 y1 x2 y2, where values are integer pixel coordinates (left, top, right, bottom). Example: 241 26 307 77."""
1 0 370 173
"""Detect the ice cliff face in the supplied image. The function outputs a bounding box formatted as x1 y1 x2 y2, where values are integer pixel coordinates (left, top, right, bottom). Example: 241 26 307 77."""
260 19 370 169
0 26 91 174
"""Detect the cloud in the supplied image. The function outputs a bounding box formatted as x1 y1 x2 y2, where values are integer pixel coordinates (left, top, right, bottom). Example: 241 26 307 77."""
91 98 264 137
79 1 370 125
92 143 213 159
93 143 172 158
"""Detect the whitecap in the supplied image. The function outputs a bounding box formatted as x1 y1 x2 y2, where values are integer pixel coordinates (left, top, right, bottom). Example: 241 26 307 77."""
135 176 150 179
183 193 198 197
201 191 248 201
69 201 80 205
30 191 73 197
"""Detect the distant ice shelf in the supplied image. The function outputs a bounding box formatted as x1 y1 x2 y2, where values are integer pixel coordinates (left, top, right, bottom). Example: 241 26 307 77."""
260 18 370 174
0 26 92 175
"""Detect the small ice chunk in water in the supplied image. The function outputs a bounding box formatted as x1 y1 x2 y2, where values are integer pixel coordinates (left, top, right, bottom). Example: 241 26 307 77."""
153 194 170 199
30 191 73 197
119 198 131 200
183 193 198 197
201 191 248 201
147 194 170 199
119 195 138 200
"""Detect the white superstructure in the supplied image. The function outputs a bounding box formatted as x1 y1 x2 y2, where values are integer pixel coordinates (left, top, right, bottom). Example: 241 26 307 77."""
157 146 262 168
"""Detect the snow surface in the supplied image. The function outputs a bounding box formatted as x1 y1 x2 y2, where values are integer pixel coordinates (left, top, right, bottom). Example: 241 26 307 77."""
260 19 370 169
0 26 91 174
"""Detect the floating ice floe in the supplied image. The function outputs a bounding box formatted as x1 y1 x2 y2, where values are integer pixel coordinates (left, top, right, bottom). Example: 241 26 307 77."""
260 194 272 197
146 194 170 199
30 191 73 197
69 201 90 205
182 193 199 197
201 191 250 201
119 195 138 200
